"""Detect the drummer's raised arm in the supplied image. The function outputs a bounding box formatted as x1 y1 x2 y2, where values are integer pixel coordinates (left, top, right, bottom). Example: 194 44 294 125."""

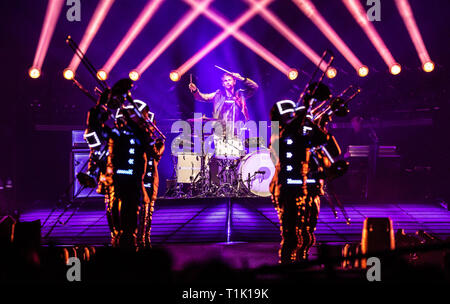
241 77 259 99
189 82 219 103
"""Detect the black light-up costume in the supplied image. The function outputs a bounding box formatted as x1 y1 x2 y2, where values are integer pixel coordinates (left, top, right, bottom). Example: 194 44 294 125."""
270 83 350 263
80 80 164 249
104 100 163 249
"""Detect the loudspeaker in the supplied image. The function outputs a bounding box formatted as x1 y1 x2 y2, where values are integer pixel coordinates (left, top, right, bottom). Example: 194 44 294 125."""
361 217 395 268
71 150 103 199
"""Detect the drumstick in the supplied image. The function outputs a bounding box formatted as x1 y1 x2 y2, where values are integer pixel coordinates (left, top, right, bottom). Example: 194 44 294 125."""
214 65 233 75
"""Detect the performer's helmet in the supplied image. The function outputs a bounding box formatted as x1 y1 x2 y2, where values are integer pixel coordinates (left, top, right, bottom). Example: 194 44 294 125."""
304 82 331 103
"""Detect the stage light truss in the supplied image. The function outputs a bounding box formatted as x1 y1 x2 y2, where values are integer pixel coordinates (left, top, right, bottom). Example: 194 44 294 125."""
32 0 435 80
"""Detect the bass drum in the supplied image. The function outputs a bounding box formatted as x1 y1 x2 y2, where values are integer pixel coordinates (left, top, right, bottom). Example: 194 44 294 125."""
238 149 275 197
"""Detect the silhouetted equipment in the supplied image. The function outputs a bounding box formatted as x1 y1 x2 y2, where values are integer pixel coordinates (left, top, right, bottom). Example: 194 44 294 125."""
0 215 16 244
342 243 361 269
361 217 395 268
13 220 41 249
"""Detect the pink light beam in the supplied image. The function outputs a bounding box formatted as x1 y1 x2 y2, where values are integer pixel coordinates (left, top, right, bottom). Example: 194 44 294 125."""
30 0 64 77
101 0 164 76
292 0 366 74
395 0 434 71
67 0 115 74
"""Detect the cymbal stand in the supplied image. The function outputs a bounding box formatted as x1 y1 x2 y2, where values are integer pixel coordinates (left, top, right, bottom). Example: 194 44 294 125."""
190 134 215 197
214 158 240 197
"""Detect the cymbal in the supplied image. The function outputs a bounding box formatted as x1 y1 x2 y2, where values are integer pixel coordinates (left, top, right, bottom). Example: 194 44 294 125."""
187 116 217 122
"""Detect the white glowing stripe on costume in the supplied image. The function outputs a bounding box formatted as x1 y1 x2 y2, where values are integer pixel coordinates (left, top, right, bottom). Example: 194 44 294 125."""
128 159 134 165
147 172 152 177
286 138 293 145
133 100 147 112
276 100 296 115
115 106 131 119
115 100 150 119
129 148 135 154
148 160 153 165
147 111 154 123
306 114 313 119
286 178 316 185
320 145 335 164
295 106 305 111
286 152 293 158
130 139 135 144
84 131 101 148
117 169 133 175
144 183 152 188
286 165 293 171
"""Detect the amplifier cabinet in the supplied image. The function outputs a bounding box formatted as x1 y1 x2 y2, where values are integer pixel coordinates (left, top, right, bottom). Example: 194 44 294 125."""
70 150 103 199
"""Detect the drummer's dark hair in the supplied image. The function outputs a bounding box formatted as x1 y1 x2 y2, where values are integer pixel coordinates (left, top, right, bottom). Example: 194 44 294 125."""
221 73 234 81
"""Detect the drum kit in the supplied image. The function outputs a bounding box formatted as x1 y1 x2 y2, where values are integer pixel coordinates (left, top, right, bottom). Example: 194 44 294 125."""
169 116 275 198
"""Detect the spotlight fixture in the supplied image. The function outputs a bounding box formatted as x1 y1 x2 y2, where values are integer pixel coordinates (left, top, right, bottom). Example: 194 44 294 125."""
129 70 140 81
169 70 180 82
28 67 41 79
358 66 369 77
63 68 75 80
97 70 107 81
326 67 337 79
422 61 434 72
288 69 298 80
390 63 402 75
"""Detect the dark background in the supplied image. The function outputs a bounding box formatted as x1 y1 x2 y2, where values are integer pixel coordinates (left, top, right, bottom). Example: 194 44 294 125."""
0 0 449 211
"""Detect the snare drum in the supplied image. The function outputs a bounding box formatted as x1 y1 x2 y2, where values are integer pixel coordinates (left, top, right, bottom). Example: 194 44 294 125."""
238 149 275 197
214 136 244 160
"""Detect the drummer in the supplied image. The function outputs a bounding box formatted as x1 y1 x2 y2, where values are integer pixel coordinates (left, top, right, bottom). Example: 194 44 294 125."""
188 71 259 134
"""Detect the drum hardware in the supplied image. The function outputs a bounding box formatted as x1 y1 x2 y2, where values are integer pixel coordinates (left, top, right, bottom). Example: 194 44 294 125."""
168 114 276 198
213 158 241 197
214 136 245 160
187 116 217 123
